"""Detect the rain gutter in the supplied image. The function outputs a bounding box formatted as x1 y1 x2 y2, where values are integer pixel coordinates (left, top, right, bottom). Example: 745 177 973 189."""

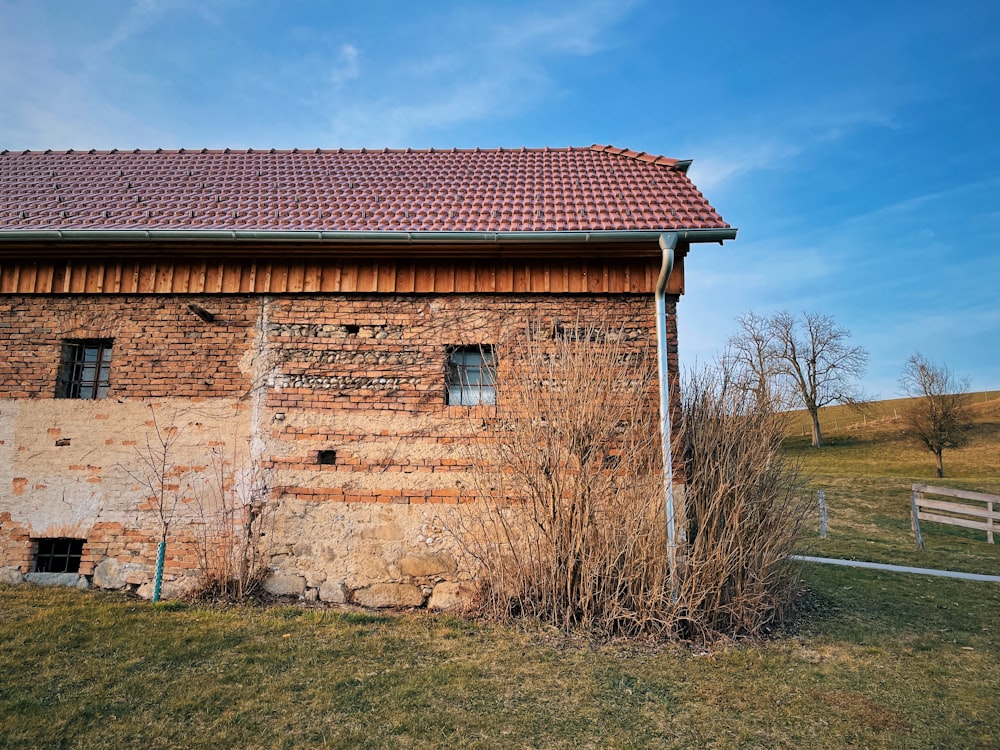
0 228 737 245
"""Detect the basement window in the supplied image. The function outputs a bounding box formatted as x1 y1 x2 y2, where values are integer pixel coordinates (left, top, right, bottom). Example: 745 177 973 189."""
56 339 113 399
34 538 85 574
317 450 337 465
446 345 496 406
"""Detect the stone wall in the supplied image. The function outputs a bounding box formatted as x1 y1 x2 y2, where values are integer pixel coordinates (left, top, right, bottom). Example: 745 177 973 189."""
0 292 675 607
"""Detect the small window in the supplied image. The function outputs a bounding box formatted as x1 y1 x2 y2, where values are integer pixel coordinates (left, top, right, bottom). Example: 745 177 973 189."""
317 449 337 465
446 345 496 406
34 538 85 573
57 339 113 399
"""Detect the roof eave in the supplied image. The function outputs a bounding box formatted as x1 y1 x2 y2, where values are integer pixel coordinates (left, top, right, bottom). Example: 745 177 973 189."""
0 227 737 245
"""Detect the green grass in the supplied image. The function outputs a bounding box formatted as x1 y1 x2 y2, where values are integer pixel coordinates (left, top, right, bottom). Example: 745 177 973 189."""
2 394 999 749
786 392 1000 574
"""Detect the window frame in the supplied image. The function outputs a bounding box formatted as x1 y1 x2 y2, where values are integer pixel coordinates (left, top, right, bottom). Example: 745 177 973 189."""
56 339 113 399
33 538 85 574
445 345 497 406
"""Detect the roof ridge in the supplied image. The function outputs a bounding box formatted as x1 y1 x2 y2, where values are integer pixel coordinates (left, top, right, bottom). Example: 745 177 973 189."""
589 144 685 170
2 146 604 157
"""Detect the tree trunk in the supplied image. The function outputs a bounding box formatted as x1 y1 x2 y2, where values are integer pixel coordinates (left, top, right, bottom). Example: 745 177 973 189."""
935 450 944 478
809 407 824 447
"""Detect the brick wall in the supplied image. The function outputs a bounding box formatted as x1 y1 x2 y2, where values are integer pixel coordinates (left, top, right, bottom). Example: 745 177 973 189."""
0 290 680 603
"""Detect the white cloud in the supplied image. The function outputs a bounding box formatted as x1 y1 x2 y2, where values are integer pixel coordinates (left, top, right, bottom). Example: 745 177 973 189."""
684 101 901 195
686 139 802 193
316 0 639 145
330 44 360 86
97 0 171 55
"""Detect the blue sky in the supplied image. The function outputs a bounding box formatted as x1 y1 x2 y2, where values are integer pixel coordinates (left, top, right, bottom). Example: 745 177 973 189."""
2 0 997 398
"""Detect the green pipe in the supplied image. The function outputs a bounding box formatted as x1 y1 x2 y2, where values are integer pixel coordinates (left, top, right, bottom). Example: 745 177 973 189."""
152 541 166 603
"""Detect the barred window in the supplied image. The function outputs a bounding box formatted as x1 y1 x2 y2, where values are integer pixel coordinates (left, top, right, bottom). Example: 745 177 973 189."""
446 345 496 406
34 538 85 574
57 339 113 399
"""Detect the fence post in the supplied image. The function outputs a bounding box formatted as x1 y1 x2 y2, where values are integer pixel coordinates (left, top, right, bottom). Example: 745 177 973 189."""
910 489 925 551
989 500 995 545
818 490 827 539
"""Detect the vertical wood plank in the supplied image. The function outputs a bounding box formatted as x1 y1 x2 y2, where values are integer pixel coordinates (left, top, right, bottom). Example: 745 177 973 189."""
38 264 55 293
238 263 253 293
17 265 37 293
512 264 530 293
608 264 625 293
475 262 496 292
71 263 89 293
356 262 376 292
2 264 19 293
258 263 273 293
496 263 514 292
340 262 358 292
666 254 684 295
454 263 475 293
568 261 584 293
377 262 397 292
413 265 435 293
203 263 220 294
269 264 289 293
157 263 175 293
529 264 546 293
321 263 342 292
287 263 305 293
303 263 322 292
396 261 415 293
434 262 456 292
173 264 192 293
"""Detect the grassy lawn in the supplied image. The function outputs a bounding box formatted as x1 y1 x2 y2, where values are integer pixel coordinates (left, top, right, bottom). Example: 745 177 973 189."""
1 395 998 749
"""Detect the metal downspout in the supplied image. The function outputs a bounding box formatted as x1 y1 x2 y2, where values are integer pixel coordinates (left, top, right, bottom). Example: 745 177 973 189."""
655 232 679 598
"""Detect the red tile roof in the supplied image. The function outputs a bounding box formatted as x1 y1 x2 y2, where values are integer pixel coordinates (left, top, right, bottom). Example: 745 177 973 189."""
0 145 728 234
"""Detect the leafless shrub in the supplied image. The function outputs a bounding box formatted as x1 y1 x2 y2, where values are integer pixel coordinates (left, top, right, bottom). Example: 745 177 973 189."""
188 442 275 602
455 320 809 642
455 320 671 637
675 366 810 641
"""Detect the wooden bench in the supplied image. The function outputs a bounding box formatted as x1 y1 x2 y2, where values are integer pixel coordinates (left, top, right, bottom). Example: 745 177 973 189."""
910 483 1000 550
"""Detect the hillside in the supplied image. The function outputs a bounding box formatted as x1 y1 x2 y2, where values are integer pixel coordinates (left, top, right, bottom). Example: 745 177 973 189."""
783 391 1000 574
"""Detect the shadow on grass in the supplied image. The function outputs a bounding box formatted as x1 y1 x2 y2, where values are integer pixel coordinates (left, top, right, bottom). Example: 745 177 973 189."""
792 563 999 647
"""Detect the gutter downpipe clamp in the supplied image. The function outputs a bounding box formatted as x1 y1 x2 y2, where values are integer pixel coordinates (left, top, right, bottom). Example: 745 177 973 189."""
655 232 679 601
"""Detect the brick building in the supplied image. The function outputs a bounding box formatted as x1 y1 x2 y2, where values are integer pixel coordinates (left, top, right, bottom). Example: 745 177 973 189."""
0 145 735 606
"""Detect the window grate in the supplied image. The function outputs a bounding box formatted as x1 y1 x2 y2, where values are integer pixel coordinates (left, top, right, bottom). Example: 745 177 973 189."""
57 339 113 399
446 345 496 406
34 538 85 573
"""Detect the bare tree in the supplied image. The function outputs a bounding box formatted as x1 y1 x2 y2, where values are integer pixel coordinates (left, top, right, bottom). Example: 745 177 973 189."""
724 311 787 409
769 311 868 447
118 406 184 602
900 353 972 477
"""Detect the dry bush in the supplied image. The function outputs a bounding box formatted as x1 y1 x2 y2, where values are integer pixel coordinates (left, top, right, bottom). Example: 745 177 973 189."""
457 321 672 637
457 321 809 642
675 367 810 641
189 444 275 602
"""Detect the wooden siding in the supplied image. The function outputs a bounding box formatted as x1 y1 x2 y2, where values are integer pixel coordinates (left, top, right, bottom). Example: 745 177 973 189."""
0 256 685 295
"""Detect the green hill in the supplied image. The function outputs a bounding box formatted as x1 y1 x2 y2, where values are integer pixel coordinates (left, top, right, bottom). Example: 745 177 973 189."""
783 391 1000 574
